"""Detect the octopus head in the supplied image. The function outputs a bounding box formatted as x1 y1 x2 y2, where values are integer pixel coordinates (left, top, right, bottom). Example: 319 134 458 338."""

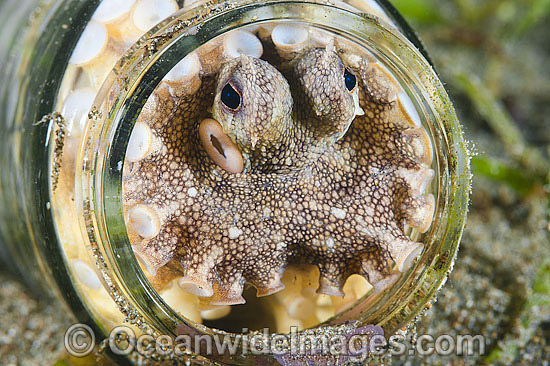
212 55 293 153
208 46 365 174
291 46 364 140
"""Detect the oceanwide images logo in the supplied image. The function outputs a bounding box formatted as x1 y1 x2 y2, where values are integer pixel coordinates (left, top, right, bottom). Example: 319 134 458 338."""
64 323 486 362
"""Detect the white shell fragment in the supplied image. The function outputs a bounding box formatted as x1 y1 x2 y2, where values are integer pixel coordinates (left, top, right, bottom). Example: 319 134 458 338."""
126 122 152 162
93 0 136 24
72 260 102 290
132 0 179 32
69 21 108 65
271 24 309 58
61 88 96 134
223 31 263 59
128 205 160 239
398 91 422 127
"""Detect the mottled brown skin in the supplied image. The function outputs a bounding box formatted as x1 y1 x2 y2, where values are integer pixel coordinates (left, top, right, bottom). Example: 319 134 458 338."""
123 42 433 305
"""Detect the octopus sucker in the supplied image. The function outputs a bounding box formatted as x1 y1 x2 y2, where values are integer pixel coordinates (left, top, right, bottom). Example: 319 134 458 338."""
271 24 310 59
178 276 215 298
164 53 202 97
222 31 263 59
127 204 160 239
123 27 436 307
126 122 153 162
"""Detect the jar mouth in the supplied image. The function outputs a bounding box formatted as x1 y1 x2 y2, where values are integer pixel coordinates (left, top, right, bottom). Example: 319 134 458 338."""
78 0 469 361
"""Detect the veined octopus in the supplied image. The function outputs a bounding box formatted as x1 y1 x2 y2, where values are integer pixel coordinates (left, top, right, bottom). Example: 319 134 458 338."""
123 27 434 306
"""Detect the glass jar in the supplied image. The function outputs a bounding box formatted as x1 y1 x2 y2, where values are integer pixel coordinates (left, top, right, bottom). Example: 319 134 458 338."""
0 0 470 364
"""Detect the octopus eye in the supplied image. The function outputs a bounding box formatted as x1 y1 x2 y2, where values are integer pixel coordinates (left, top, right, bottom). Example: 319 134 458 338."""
221 83 241 111
344 68 357 92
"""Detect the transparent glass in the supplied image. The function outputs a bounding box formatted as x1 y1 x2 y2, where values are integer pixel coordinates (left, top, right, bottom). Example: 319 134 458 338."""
0 0 469 364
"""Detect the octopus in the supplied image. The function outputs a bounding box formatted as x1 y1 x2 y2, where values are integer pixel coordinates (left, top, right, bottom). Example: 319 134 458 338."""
123 29 435 306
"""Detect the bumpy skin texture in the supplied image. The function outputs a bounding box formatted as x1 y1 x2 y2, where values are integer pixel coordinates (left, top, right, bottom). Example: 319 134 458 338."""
123 44 434 305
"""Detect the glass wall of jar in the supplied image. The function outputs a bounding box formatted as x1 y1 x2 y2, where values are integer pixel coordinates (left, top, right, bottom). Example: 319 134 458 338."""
0 0 469 364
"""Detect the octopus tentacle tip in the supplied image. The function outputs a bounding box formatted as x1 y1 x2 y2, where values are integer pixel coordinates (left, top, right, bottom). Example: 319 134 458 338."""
200 305 231 321
372 274 400 294
92 0 136 24
178 277 214 298
255 283 285 297
164 53 201 83
133 247 157 276
419 169 435 194
128 204 160 239
126 122 152 162
316 283 345 298
208 295 246 306
271 24 309 58
132 0 179 32
418 193 436 233
398 91 422 127
398 243 425 272
199 118 244 174
69 20 107 66
223 30 263 59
